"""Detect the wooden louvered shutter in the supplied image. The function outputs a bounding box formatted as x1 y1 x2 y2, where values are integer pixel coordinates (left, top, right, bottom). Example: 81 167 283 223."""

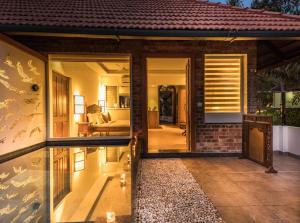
204 55 242 113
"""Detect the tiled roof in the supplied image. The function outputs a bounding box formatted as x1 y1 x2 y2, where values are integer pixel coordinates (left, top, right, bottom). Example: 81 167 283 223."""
0 0 299 33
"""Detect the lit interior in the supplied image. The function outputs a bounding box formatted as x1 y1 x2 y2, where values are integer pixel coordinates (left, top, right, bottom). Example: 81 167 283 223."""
147 58 189 153
49 56 131 138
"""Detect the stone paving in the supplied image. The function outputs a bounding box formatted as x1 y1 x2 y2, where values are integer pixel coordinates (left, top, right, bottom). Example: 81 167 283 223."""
135 159 223 223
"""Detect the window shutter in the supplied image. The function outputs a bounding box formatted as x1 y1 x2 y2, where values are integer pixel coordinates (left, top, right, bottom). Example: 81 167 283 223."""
205 55 241 113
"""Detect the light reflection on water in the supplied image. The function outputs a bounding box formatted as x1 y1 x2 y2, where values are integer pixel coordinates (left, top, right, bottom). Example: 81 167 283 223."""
0 146 132 223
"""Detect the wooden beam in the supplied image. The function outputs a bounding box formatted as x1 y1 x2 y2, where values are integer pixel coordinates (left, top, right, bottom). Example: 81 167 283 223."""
261 40 286 61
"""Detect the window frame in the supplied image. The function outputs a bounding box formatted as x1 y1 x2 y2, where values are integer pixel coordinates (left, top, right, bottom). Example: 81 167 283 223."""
204 54 247 123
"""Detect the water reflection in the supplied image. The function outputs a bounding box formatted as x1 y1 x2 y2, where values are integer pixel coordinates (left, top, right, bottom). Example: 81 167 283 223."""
0 148 48 223
0 146 132 223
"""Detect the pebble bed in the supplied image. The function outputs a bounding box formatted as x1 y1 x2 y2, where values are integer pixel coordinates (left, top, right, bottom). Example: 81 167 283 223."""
135 159 223 223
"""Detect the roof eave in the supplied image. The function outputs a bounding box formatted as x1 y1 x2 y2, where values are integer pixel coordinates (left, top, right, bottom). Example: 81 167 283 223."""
1 25 300 40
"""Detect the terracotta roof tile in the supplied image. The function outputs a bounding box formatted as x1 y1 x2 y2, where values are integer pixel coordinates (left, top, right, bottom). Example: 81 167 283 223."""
0 0 299 33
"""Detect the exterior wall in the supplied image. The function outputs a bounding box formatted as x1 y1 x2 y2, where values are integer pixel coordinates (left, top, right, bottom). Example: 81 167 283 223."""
198 124 242 152
273 125 300 156
13 36 257 152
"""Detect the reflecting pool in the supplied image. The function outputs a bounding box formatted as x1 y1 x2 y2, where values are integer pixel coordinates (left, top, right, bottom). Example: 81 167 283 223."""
0 146 132 223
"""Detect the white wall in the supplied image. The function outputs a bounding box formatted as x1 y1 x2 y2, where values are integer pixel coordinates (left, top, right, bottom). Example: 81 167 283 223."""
51 61 101 137
0 39 46 155
273 125 300 156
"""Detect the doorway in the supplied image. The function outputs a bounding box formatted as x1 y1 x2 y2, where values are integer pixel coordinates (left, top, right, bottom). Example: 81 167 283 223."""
147 58 191 153
52 72 70 137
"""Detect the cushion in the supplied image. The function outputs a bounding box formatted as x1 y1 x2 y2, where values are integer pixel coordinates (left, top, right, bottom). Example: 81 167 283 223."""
87 113 97 124
95 113 104 124
101 112 111 123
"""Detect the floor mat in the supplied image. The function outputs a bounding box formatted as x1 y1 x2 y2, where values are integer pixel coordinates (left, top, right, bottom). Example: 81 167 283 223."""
135 159 223 223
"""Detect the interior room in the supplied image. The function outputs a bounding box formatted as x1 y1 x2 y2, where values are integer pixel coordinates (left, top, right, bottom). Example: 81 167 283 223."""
49 56 131 138
52 146 132 223
147 58 189 153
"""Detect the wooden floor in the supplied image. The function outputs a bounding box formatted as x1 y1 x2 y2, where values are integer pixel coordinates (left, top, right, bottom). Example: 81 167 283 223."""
148 125 187 152
182 154 300 223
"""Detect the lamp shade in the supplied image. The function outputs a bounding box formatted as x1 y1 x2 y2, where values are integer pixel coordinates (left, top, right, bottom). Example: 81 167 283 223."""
74 150 85 171
74 95 85 114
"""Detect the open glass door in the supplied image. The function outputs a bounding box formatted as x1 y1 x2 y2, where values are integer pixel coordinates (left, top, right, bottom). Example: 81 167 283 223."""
186 59 192 151
147 57 190 153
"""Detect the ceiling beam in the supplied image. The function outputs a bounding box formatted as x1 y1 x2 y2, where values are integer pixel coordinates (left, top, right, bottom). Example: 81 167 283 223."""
261 40 286 61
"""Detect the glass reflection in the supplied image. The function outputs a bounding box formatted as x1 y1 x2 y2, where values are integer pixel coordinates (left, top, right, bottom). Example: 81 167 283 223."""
0 146 132 223
0 148 48 223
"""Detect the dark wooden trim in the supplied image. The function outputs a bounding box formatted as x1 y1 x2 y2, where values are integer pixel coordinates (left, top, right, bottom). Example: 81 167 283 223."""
45 148 51 222
142 152 241 158
141 54 148 153
0 33 47 61
0 138 131 162
190 56 196 152
261 40 285 60
46 138 131 147
0 141 46 163
3 26 300 38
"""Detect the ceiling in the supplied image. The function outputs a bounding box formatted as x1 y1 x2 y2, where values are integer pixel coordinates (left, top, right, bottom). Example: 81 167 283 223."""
147 58 188 76
257 40 300 72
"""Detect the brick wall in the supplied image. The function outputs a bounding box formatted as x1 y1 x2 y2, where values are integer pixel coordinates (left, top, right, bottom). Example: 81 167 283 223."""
197 124 242 152
13 36 257 152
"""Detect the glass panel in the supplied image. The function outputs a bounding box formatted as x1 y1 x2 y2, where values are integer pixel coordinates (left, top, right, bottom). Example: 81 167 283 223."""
0 145 132 223
49 55 131 138
0 148 48 223
51 146 131 223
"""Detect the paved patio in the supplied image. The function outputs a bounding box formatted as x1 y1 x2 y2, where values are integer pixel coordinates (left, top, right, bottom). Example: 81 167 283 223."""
136 154 300 223
182 154 300 223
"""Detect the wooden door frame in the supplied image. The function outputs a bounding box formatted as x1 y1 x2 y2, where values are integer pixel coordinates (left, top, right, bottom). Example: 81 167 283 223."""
52 71 70 137
142 54 196 153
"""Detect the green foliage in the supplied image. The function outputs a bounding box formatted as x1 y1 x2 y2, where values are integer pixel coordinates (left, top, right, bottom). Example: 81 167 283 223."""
257 62 300 126
291 92 300 106
285 109 300 127
258 62 300 92
251 0 300 14
226 0 244 7
257 92 273 113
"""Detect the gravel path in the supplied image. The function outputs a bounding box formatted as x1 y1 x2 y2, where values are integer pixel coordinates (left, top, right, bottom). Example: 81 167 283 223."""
135 159 223 223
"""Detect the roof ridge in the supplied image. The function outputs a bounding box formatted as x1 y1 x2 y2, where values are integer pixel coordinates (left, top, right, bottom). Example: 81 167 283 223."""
199 0 300 21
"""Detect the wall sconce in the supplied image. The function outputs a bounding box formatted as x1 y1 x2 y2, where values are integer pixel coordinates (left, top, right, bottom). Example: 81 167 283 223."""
120 173 126 187
74 150 85 172
74 95 85 114
106 211 116 223
98 100 106 112
127 154 131 165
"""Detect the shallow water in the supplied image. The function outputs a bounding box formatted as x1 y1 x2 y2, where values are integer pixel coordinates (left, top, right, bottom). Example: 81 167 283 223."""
0 146 132 223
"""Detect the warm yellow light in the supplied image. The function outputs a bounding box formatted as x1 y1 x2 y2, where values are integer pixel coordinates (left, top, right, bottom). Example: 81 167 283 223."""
74 95 85 115
120 173 126 187
74 90 80 96
106 212 116 223
204 55 242 113
74 114 80 123
98 83 106 101
74 151 85 172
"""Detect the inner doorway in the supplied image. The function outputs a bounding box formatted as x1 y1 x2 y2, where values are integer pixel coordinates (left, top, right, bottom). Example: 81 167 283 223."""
52 72 70 137
147 58 191 153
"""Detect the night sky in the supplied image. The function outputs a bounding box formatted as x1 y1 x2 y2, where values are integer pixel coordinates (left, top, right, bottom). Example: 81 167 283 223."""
210 0 252 7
